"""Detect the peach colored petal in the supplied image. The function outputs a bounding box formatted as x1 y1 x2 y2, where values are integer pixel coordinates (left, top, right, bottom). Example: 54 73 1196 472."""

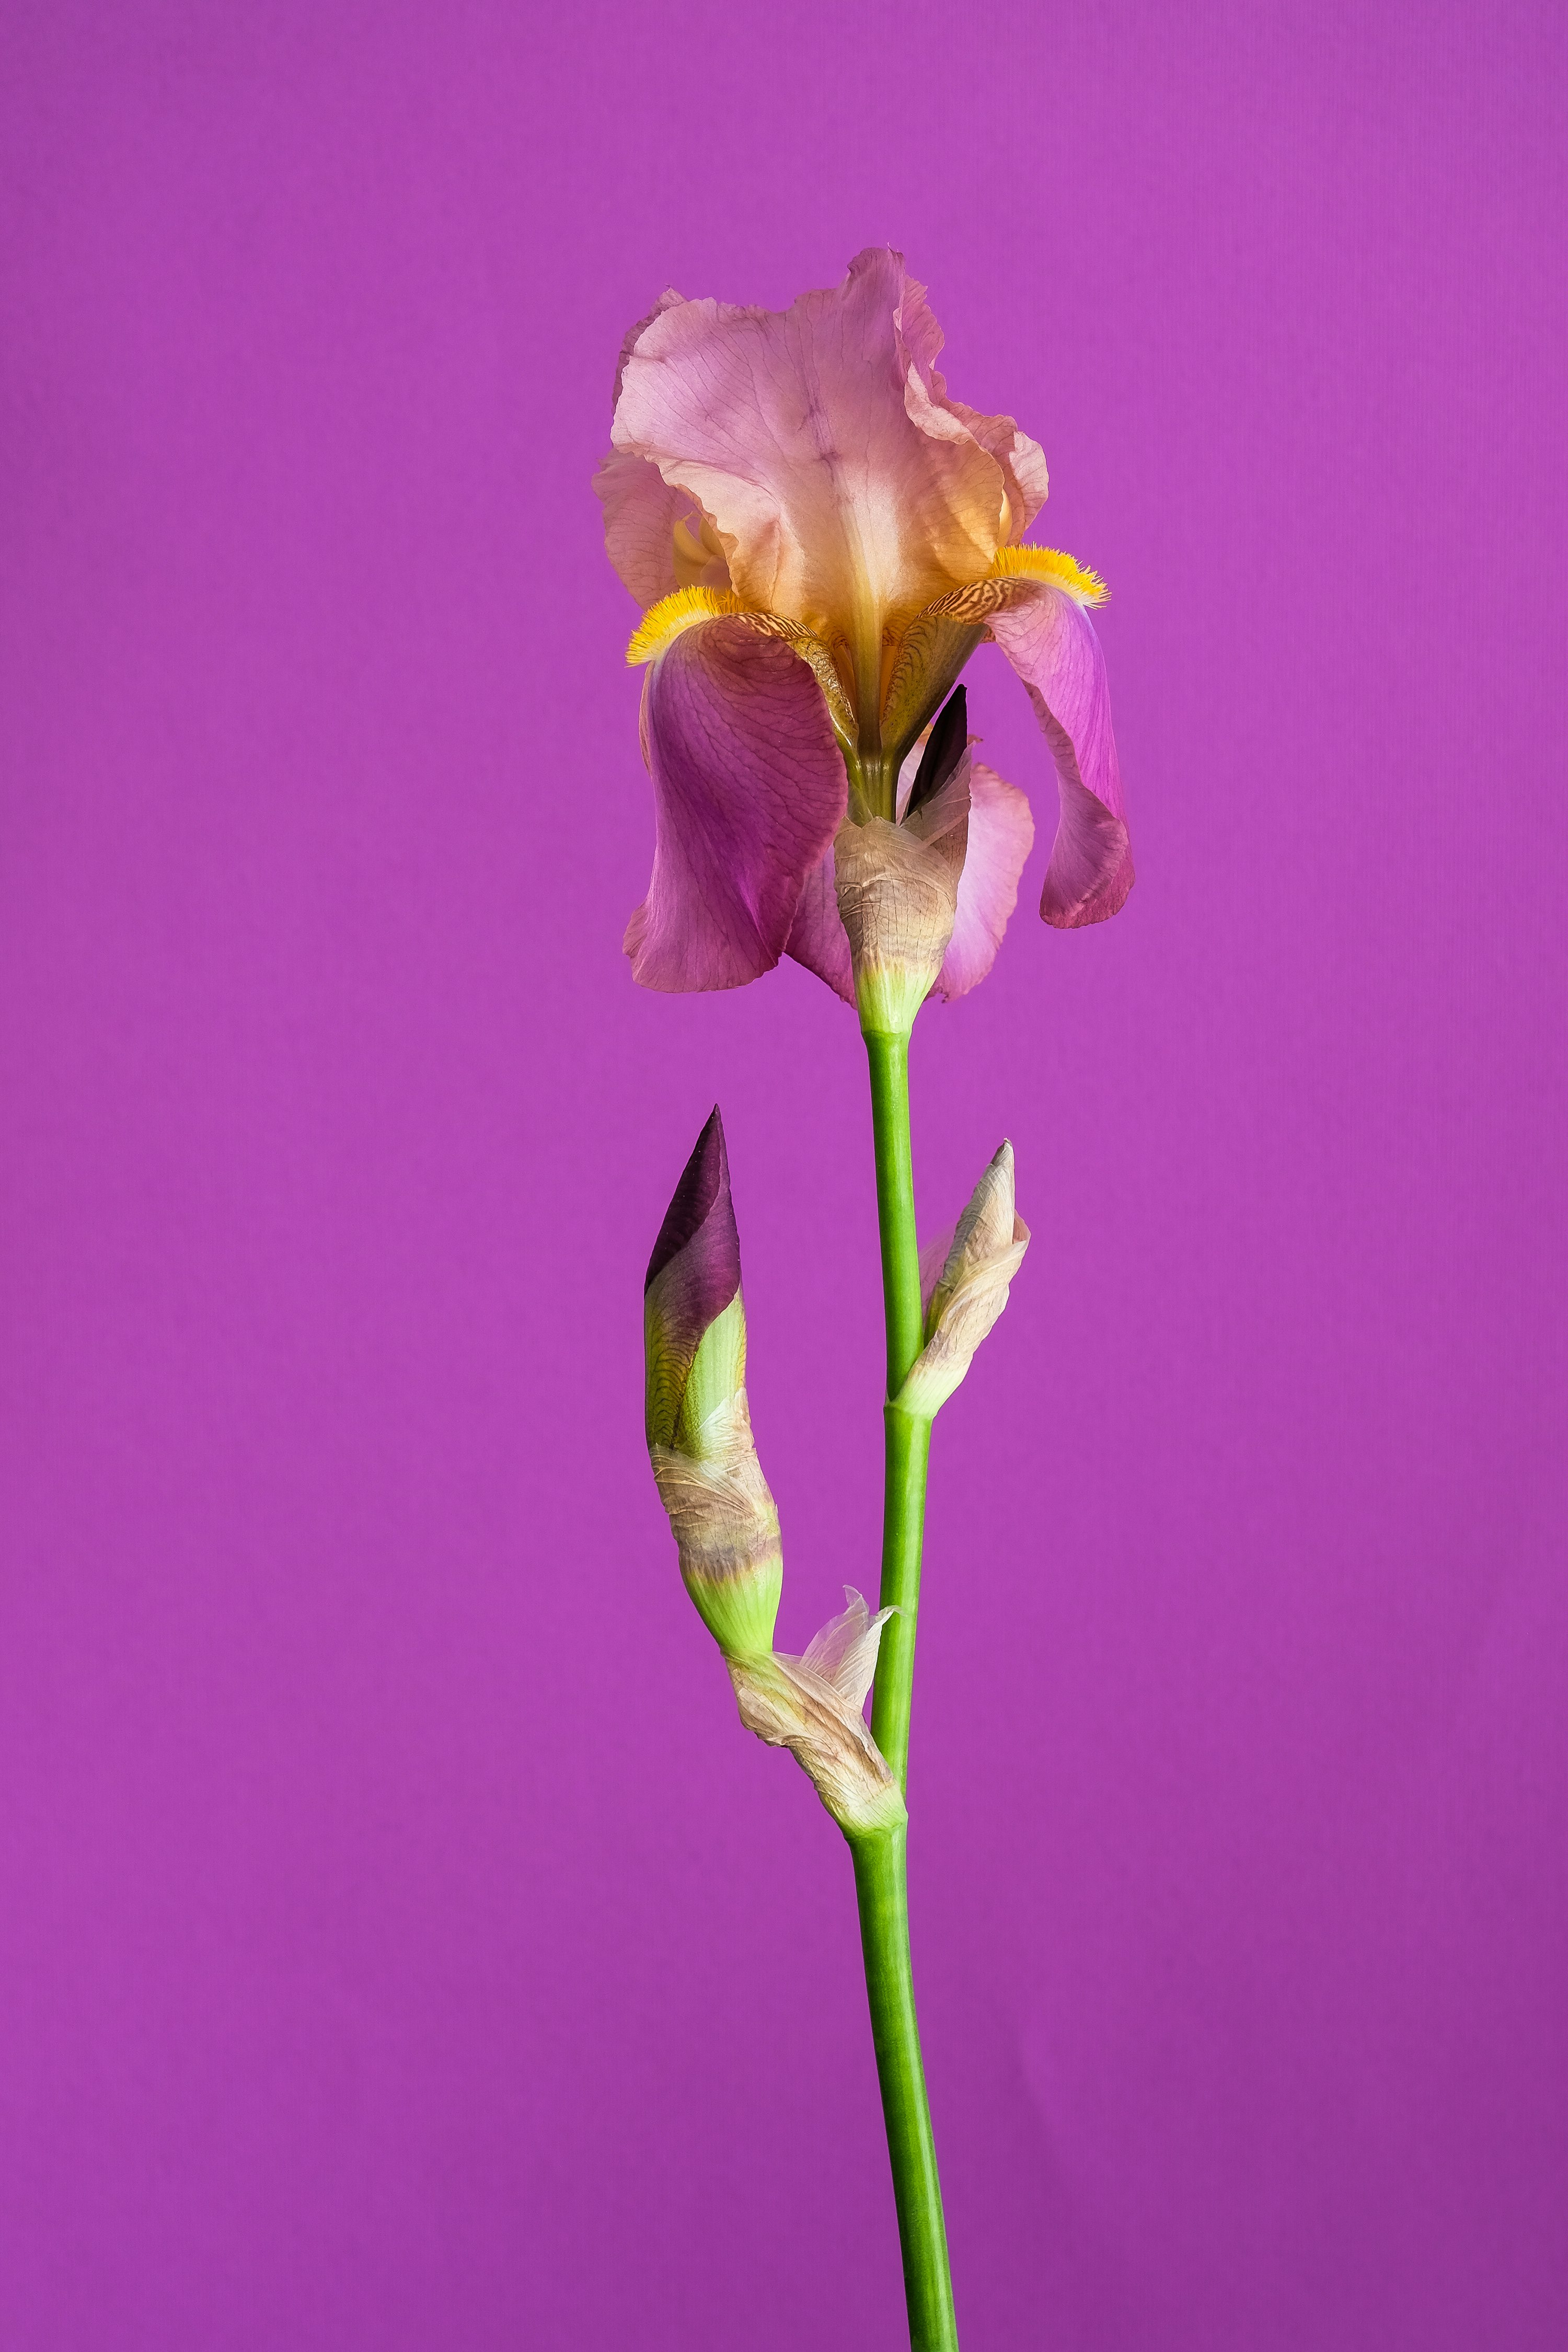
609 249 1010 695
594 447 690 608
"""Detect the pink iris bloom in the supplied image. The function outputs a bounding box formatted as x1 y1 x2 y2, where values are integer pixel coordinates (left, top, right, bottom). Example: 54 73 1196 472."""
595 247 1132 1002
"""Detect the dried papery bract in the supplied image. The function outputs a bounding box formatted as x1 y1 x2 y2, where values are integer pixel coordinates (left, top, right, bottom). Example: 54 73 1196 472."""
835 745 971 1036
730 1589 906 1838
898 1143 1032 1420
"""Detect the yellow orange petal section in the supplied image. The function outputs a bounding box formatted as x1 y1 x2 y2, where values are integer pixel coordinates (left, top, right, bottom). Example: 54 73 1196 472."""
627 586 749 666
987 545 1109 606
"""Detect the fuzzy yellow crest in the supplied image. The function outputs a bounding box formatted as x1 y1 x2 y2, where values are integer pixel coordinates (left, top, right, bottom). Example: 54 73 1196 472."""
987 545 1109 605
626 586 749 666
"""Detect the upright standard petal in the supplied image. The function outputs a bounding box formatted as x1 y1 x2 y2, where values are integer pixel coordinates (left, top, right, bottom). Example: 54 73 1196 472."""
892 271 1051 542
609 249 1010 686
627 618 848 993
595 448 690 610
984 584 1133 928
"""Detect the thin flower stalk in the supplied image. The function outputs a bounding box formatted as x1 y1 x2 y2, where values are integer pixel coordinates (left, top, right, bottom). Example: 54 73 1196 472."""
609 248 1132 2352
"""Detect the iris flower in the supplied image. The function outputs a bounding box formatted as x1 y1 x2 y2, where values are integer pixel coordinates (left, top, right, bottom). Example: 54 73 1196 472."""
596 246 1132 1010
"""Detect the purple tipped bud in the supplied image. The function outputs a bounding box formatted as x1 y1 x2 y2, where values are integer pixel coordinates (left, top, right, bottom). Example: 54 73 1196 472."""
645 1110 780 1659
645 1105 738 1297
644 1108 743 1451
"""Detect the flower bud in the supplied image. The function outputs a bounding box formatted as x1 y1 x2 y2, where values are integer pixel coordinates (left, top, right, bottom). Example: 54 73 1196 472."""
729 1589 906 1837
834 690 974 1037
645 1109 781 1660
896 1142 1031 1420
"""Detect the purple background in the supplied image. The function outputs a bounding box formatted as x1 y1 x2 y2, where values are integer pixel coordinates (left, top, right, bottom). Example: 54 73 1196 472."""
3 4 1565 2346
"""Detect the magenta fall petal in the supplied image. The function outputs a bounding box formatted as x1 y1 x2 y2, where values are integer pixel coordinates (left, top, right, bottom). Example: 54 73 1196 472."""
626 619 848 992
985 586 1134 928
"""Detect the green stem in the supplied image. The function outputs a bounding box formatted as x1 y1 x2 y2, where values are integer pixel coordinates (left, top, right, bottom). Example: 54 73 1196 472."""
866 1029 926 1393
851 1825 959 2352
856 1025 957 2351
864 1028 931 1784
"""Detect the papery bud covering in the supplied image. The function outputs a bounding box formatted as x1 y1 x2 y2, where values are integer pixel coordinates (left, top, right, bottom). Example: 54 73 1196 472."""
834 707 974 1036
729 1589 906 1837
645 1110 781 1658
896 1142 1031 1419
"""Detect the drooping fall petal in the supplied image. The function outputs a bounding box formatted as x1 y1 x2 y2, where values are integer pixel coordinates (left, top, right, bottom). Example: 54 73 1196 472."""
627 618 848 993
935 762 1035 1000
609 249 1013 669
984 586 1133 928
783 843 856 1005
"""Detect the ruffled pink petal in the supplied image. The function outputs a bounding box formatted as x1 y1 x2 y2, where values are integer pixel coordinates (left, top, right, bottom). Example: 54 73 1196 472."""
985 589 1134 928
595 294 690 608
935 760 1035 998
613 289 684 408
892 274 1050 541
609 249 1008 653
627 619 848 993
594 448 689 608
947 403 1050 541
784 845 855 1005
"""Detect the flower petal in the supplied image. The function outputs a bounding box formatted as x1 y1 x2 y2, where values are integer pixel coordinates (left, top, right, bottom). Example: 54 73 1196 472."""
784 845 855 1005
627 618 849 993
893 272 1051 540
594 458 733 610
935 760 1035 999
609 249 1009 669
613 287 685 409
985 587 1133 928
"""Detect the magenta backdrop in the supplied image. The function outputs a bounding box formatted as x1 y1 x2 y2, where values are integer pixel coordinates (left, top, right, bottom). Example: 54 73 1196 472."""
3 4 1565 2347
